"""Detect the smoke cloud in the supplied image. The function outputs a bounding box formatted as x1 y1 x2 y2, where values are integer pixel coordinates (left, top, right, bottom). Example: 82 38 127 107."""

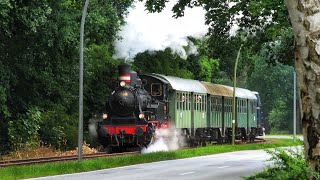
141 127 186 153
113 1 208 60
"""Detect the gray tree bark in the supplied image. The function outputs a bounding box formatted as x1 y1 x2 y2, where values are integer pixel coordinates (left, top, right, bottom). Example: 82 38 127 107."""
284 0 320 171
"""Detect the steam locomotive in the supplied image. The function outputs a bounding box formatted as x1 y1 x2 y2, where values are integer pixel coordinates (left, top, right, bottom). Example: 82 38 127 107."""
95 64 262 152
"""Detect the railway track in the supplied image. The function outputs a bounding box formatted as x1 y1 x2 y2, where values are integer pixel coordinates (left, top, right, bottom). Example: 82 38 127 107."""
0 151 140 168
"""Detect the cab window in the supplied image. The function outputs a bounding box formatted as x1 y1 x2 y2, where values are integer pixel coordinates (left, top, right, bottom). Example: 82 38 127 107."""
151 83 162 96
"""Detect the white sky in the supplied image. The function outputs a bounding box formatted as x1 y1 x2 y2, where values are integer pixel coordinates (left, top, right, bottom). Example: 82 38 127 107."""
113 1 208 60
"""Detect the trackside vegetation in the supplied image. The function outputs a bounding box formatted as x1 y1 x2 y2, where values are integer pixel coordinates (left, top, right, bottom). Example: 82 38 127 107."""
0 139 301 180
247 147 320 180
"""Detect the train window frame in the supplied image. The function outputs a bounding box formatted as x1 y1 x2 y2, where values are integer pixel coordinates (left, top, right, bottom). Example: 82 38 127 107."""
243 100 245 113
182 93 186 111
218 97 221 112
241 100 243 113
187 93 191 110
176 92 180 110
151 83 162 96
242 100 244 113
203 95 206 112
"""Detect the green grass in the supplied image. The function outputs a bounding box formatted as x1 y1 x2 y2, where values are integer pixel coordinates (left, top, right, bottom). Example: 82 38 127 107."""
0 138 302 180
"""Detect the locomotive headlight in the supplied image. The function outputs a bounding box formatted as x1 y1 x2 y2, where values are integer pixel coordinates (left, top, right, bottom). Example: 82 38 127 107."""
139 113 145 119
120 81 126 87
102 113 108 119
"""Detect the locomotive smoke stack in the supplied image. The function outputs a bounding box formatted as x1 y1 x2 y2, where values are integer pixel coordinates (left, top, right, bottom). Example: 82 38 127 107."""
118 64 131 84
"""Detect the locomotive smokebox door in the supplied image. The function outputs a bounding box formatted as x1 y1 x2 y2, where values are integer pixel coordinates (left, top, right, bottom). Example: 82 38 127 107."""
118 64 131 85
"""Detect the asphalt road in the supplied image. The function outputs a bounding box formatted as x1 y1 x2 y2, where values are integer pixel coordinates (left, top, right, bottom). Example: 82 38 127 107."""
29 150 274 180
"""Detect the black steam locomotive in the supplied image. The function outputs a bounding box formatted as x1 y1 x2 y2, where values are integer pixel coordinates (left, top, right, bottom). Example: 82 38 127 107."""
97 65 164 152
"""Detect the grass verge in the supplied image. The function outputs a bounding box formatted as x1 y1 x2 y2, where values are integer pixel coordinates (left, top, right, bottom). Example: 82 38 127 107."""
0 138 301 180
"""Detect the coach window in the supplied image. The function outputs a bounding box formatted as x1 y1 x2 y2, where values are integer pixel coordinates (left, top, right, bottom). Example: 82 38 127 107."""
182 93 186 110
187 93 191 110
242 100 245 113
252 101 255 113
245 101 248 113
225 99 228 112
252 101 254 113
204 95 207 111
201 95 204 111
176 93 180 110
151 83 162 96
187 94 190 110
242 100 244 113
218 98 221 112
211 97 214 111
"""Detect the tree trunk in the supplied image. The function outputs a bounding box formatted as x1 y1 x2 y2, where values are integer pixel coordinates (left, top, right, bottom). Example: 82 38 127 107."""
284 0 320 171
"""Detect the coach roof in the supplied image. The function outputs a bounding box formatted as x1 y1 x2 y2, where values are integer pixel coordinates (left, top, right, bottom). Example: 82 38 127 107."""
223 86 257 100
201 82 233 97
151 74 207 93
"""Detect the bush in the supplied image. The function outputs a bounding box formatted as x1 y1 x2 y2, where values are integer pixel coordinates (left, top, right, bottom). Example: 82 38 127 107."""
246 146 320 179
8 107 42 150
39 105 78 150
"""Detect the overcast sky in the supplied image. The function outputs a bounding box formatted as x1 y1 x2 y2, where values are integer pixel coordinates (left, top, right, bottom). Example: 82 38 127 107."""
113 1 208 60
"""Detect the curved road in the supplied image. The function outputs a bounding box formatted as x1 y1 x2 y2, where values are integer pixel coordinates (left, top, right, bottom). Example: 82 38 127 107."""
30 150 274 180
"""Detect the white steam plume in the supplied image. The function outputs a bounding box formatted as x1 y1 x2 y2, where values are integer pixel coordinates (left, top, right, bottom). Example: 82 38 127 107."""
113 1 208 60
142 126 186 153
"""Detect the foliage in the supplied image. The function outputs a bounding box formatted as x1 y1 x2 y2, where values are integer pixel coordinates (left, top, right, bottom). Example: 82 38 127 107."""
132 39 220 82
84 44 121 115
247 147 319 179
7 107 42 150
0 0 134 151
207 34 256 86
39 105 77 150
248 53 294 133
142 0 290 36
132 48 194 79
268 98 291 134
185 55 219 82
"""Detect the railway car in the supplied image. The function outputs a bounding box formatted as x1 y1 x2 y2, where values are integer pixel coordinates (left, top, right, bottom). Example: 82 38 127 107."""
95 64 262 151
139 74 261 144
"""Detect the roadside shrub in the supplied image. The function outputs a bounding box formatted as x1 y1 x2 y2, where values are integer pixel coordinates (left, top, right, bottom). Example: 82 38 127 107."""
39 105 78 150
246 146 320 179
8 107 42 150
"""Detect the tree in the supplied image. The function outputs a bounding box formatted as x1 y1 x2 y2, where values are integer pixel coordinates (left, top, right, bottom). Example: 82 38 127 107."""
133 48 194 78
185 54 219 82
0 0 134 151
284 0 320 171
248 54 294 134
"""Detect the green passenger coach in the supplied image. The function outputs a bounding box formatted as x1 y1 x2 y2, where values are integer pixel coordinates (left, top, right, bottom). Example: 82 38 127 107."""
138 73 261 144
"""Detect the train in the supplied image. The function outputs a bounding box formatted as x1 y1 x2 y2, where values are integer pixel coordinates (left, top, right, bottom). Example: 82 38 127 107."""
94 64 263 152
